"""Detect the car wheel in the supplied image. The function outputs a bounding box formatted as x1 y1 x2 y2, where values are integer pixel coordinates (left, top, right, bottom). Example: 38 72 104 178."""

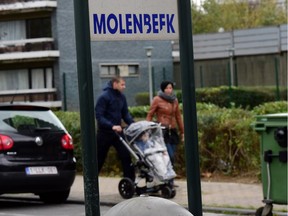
39 189 70 204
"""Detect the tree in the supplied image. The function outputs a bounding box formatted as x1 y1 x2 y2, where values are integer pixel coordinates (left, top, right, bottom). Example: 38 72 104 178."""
191 0 287 34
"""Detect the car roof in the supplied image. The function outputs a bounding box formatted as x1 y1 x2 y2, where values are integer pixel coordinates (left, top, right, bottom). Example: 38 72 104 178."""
0 104 50 111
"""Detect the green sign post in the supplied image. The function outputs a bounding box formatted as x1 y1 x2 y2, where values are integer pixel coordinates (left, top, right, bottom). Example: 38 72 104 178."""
177 0 203 214
73 0 100 216
73 0 203 215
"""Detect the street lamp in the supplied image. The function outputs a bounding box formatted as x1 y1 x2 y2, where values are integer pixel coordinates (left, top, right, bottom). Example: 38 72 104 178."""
145 46 153 104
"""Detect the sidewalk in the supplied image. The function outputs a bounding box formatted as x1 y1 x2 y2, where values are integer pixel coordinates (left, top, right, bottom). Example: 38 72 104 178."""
69 175 288 215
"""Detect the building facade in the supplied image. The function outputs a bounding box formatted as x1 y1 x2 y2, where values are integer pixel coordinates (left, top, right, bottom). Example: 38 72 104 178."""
0 0 174 110
0 0 287 111
0 0 60 107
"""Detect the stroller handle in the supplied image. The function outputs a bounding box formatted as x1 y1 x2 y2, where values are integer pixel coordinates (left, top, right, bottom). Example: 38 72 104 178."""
115 132 139 161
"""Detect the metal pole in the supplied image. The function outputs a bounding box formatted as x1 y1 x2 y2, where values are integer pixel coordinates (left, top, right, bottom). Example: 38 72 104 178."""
234 63 238 86
200 65 204 88
274 57 280 101
73 0 100 216
177 0 203 215
162 67 166 80
229 48 234 86
145 46 153 104
148 56 153 103
230 57 234 86
227 62 232 108
62 73 67 111
152 67 155 96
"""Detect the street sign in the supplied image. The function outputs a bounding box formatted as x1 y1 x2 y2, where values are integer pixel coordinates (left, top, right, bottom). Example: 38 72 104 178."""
88 0 179 41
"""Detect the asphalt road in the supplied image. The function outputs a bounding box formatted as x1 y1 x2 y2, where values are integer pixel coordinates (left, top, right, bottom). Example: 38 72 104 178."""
0 196 110 216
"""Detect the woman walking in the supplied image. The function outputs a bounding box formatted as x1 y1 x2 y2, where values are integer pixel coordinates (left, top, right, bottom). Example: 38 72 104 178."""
146 81 184 166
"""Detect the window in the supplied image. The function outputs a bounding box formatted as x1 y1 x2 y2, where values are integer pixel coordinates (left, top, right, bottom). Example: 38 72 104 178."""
0 18 52 41
100 64 139 77
0 69 29 91
26 18 52 38
0 67 53 91
0 20 26 41
100 65 118 76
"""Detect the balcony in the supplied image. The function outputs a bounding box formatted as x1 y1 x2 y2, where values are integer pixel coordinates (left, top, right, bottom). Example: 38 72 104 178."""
0 1 57 21
0 38 59 68
0 37 61 108
0 88 62 108
0 1 60 108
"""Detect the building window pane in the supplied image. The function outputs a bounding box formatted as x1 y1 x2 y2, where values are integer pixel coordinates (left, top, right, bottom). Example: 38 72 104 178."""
26 18 52 38
128 65 139 75
46 68 53 88
100 65 118 76
101 66 109 75
0 20 26 41
100 64 139 77
0 69 29 91
109 66 118 76
31 68 45 89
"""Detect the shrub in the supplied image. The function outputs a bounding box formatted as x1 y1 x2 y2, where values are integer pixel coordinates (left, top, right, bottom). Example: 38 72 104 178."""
136 86 287 109
54 100 287 177
129 105 150 118
195 86 287 109
196 107 259 175
135 92 150 106
251 101 288 115
54 111 82 172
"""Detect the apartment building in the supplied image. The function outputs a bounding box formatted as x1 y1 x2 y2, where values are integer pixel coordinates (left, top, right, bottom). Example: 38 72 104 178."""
0 0 61 107
0 0 174 110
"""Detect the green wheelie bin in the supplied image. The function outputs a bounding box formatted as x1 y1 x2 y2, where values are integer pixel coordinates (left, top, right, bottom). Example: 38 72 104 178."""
253 113 287 216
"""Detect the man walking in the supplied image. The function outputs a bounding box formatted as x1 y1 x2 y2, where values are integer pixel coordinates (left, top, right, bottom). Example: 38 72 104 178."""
95 76 135 181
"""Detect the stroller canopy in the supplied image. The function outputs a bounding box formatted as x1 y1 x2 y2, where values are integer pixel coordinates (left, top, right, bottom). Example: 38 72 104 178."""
125 121 176 182
124 121 160 143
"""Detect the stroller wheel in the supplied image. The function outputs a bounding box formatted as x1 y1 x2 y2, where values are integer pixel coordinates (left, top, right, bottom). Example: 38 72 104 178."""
118 178 135 199
136 186 147 196
170 188 176 198
161 186 173 199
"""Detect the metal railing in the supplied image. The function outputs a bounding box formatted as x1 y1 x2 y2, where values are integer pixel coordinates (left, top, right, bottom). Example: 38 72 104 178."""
0 38 54 54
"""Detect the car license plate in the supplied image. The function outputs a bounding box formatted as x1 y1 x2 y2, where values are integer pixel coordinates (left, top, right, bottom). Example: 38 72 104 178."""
25 166 58 175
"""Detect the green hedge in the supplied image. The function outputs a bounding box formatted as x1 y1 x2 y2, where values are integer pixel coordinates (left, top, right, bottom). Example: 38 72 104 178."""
54 100 288 177
195 86 287 109
54 111 83 173
135 86 287 109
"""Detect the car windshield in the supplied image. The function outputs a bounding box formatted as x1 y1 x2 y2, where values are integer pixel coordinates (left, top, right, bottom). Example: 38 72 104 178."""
0 110 66 132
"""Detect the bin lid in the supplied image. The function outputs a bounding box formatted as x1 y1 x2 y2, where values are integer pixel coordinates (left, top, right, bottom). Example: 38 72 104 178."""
253 113 288 131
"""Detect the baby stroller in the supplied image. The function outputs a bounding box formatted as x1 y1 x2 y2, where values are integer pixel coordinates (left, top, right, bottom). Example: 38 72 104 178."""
117 120 177 199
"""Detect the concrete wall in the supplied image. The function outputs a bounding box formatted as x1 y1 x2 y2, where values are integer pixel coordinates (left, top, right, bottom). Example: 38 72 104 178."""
90 40 174 107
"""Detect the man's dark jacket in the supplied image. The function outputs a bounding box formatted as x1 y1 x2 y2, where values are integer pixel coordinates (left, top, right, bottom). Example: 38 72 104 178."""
95 81 133 131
